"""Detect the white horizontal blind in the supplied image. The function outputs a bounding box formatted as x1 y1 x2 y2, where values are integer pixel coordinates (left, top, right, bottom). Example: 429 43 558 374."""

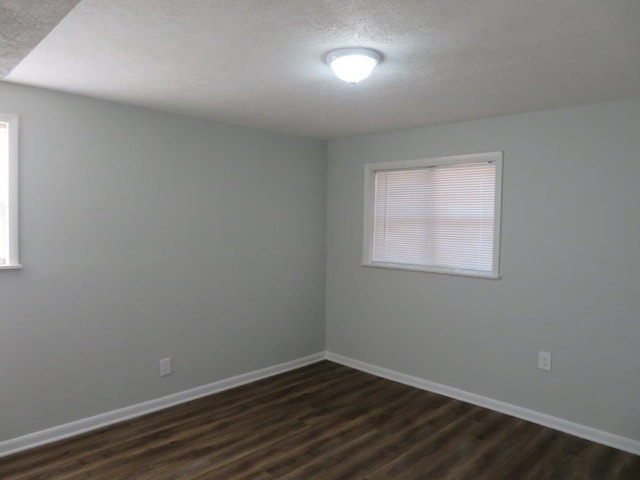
0 122 8 265
372 161 496 273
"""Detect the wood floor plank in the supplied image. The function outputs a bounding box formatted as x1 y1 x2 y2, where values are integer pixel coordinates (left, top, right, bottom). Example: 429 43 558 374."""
184 378 424 480
3 363 362 480
32 368 374 480
1 360 638 479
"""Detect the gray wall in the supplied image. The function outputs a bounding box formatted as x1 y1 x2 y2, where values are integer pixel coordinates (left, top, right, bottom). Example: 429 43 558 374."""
0 82 326 442
3 78 639 445
326 98 640 441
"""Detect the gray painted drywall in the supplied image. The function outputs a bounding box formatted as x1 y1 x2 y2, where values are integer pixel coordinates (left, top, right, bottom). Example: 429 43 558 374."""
2 78 638 446
0 82 326 442
326 98 640 441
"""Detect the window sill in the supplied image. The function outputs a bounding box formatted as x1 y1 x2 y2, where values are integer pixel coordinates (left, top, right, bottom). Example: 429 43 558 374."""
0 264 23 270
361 261 500 279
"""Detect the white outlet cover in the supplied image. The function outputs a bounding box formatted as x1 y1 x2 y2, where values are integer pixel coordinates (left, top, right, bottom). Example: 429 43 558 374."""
538 351 551 371
160 357 172 376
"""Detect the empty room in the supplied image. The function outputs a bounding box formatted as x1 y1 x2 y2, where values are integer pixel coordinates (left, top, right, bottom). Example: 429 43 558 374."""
1 1 639 478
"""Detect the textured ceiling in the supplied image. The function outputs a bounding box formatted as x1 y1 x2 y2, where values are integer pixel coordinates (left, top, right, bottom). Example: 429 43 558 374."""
4 0 640 139
0 0 80 77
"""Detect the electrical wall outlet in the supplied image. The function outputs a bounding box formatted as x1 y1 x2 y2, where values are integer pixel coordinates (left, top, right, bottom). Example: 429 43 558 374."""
538 351 551 371
160 357 172 376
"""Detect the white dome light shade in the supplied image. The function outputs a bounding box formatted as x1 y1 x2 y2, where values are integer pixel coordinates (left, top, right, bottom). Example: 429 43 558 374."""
326 48 382 84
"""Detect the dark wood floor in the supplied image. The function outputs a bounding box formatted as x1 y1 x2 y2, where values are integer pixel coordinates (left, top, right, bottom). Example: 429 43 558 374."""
1 361 639 479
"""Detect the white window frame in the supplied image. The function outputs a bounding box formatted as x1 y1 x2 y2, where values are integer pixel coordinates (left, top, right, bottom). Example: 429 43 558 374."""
362 151 502 279
0 113 21 269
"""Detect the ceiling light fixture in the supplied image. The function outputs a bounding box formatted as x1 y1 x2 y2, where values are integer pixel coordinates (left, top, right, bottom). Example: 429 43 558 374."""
325 47 382 84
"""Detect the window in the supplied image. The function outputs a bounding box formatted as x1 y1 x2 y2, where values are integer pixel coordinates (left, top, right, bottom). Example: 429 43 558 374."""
0 114 20 269
363 152 502 278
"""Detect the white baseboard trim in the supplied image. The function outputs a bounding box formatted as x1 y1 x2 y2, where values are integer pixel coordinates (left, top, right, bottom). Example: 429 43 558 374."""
4 351 638 458
0 352 325 458
325 351 640 456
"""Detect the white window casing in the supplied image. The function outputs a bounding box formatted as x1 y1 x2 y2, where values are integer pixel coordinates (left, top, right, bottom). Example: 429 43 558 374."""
363 152 502 278
0 113 21 269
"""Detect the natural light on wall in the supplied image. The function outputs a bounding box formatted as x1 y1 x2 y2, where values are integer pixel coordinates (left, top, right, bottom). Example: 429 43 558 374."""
0 122 8 264
0 114 20 269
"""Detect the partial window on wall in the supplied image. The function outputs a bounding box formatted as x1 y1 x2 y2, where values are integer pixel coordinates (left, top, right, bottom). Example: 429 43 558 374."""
0 114 21 269
362 152 502 278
